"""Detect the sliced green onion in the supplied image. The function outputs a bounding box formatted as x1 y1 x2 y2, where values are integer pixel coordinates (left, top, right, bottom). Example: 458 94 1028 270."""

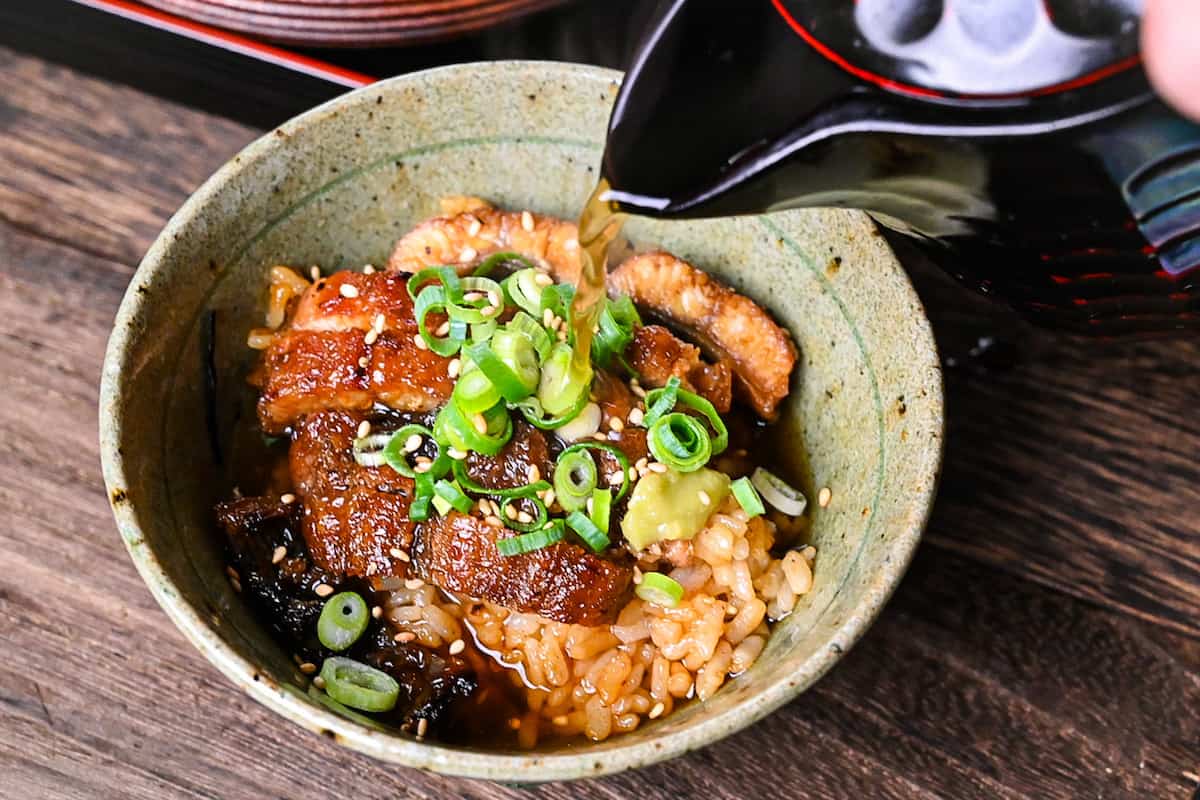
555 401 602 442
674 388 729 455
498 494 549 532
410 473 435 522
470 319 497 343
319 656 401 713
434 400 512 456
750 467 808 516
433 479 473 514
452 367 501 415
496 522 566 556
317 591 369 652
553 448 597 512
476 251 534 278
512 391 590 430
566 510 610 552
380 424 448 480
635 572 684 608
591 294 641 368
414 285 467 356
537 342 592 416
466 339 537 403
447 276 505 324
352 432 393 467
730 476 765 517
450 458 550 498
642 376 681 428
407 266 462 302
506 311 552 362
540 282 575 326
589 488 612 534
507 268 547 316
557 442 633 501
647 412 712 472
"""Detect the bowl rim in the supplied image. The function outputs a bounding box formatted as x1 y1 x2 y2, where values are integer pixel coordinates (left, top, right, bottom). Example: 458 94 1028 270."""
99 59 944 782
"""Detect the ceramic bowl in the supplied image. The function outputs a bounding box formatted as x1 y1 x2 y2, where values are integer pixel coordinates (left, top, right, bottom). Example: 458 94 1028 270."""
99 61 943 782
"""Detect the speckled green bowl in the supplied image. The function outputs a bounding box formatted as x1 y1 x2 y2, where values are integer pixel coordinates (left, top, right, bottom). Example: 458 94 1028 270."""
99 61 943 782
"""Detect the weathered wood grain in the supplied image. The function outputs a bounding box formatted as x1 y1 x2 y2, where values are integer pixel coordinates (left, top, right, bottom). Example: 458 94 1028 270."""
0 43 1197 800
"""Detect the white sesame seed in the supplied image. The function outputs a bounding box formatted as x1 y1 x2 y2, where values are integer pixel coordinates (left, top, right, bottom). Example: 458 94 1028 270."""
416 718 428 739
364 328 379 345
487 290 502 308
312 676 326 689
534 272 553 287
629 467 638 482
413 334 428 350
467 217 482 236
373 313 386 333
371 605 383 619
698 490 711 506
607 471 624 486
818 487 832 508
339 283 359 298
448 638 466 655
628 408 645 426
543 309 555 327
649 462 668 474
608 417 624 432
543 489 556 508
631 383 647 398
404 433 422 452
414 461 432 474
460 247 478 262
314 583 334 597
357 420 371 438
463 291 484 302
388 547 405 559
591 431 608 441
504 504 518 520
280 493 296 505
481 305 499 317
516 511 533 524
229 578 241 593
394 631 416 643
485 515 504 529
446 447 466 460
649 702 665 719
362 264 376 275
543 521 555 530
448 358 461 378
299 662 317 675
404 578 424 590
632 566 643 584
471 413 488 434
309 266 321 281
435 320 451 337
635 457 648 471
527 464 541 483
521 210 534 231
357 356 369 369
271 545 287 564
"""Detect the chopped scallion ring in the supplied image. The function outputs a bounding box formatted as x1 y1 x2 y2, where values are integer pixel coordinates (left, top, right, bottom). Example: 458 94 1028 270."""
319 656 401 712
750 468 808 516
317 591 370 652
407 265 462 302
351 432 393 468
730 476 765 517
410 473 435 522
506 311 553 362
414 285 468 356
452 368 502 415
566 510 610 552
556 442 633 500
449 458 551 498
512 391 590 430
475 251 534 278
635 572 684 608
498 494 549 532
496 522 566 556
647 412 712 472
379 424 448 479
538 342 592 416
433 479 473 514
466 338 538 402
434 400 512 456
507 268 548 317
589 488 612 534
642 376 681 428
553 448 598 512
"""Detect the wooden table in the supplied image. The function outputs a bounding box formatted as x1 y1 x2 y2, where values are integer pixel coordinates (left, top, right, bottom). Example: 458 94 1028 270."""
1 42 1197 800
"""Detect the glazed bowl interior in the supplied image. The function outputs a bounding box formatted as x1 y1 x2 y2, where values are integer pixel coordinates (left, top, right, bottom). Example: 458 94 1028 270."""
100 61 942 782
